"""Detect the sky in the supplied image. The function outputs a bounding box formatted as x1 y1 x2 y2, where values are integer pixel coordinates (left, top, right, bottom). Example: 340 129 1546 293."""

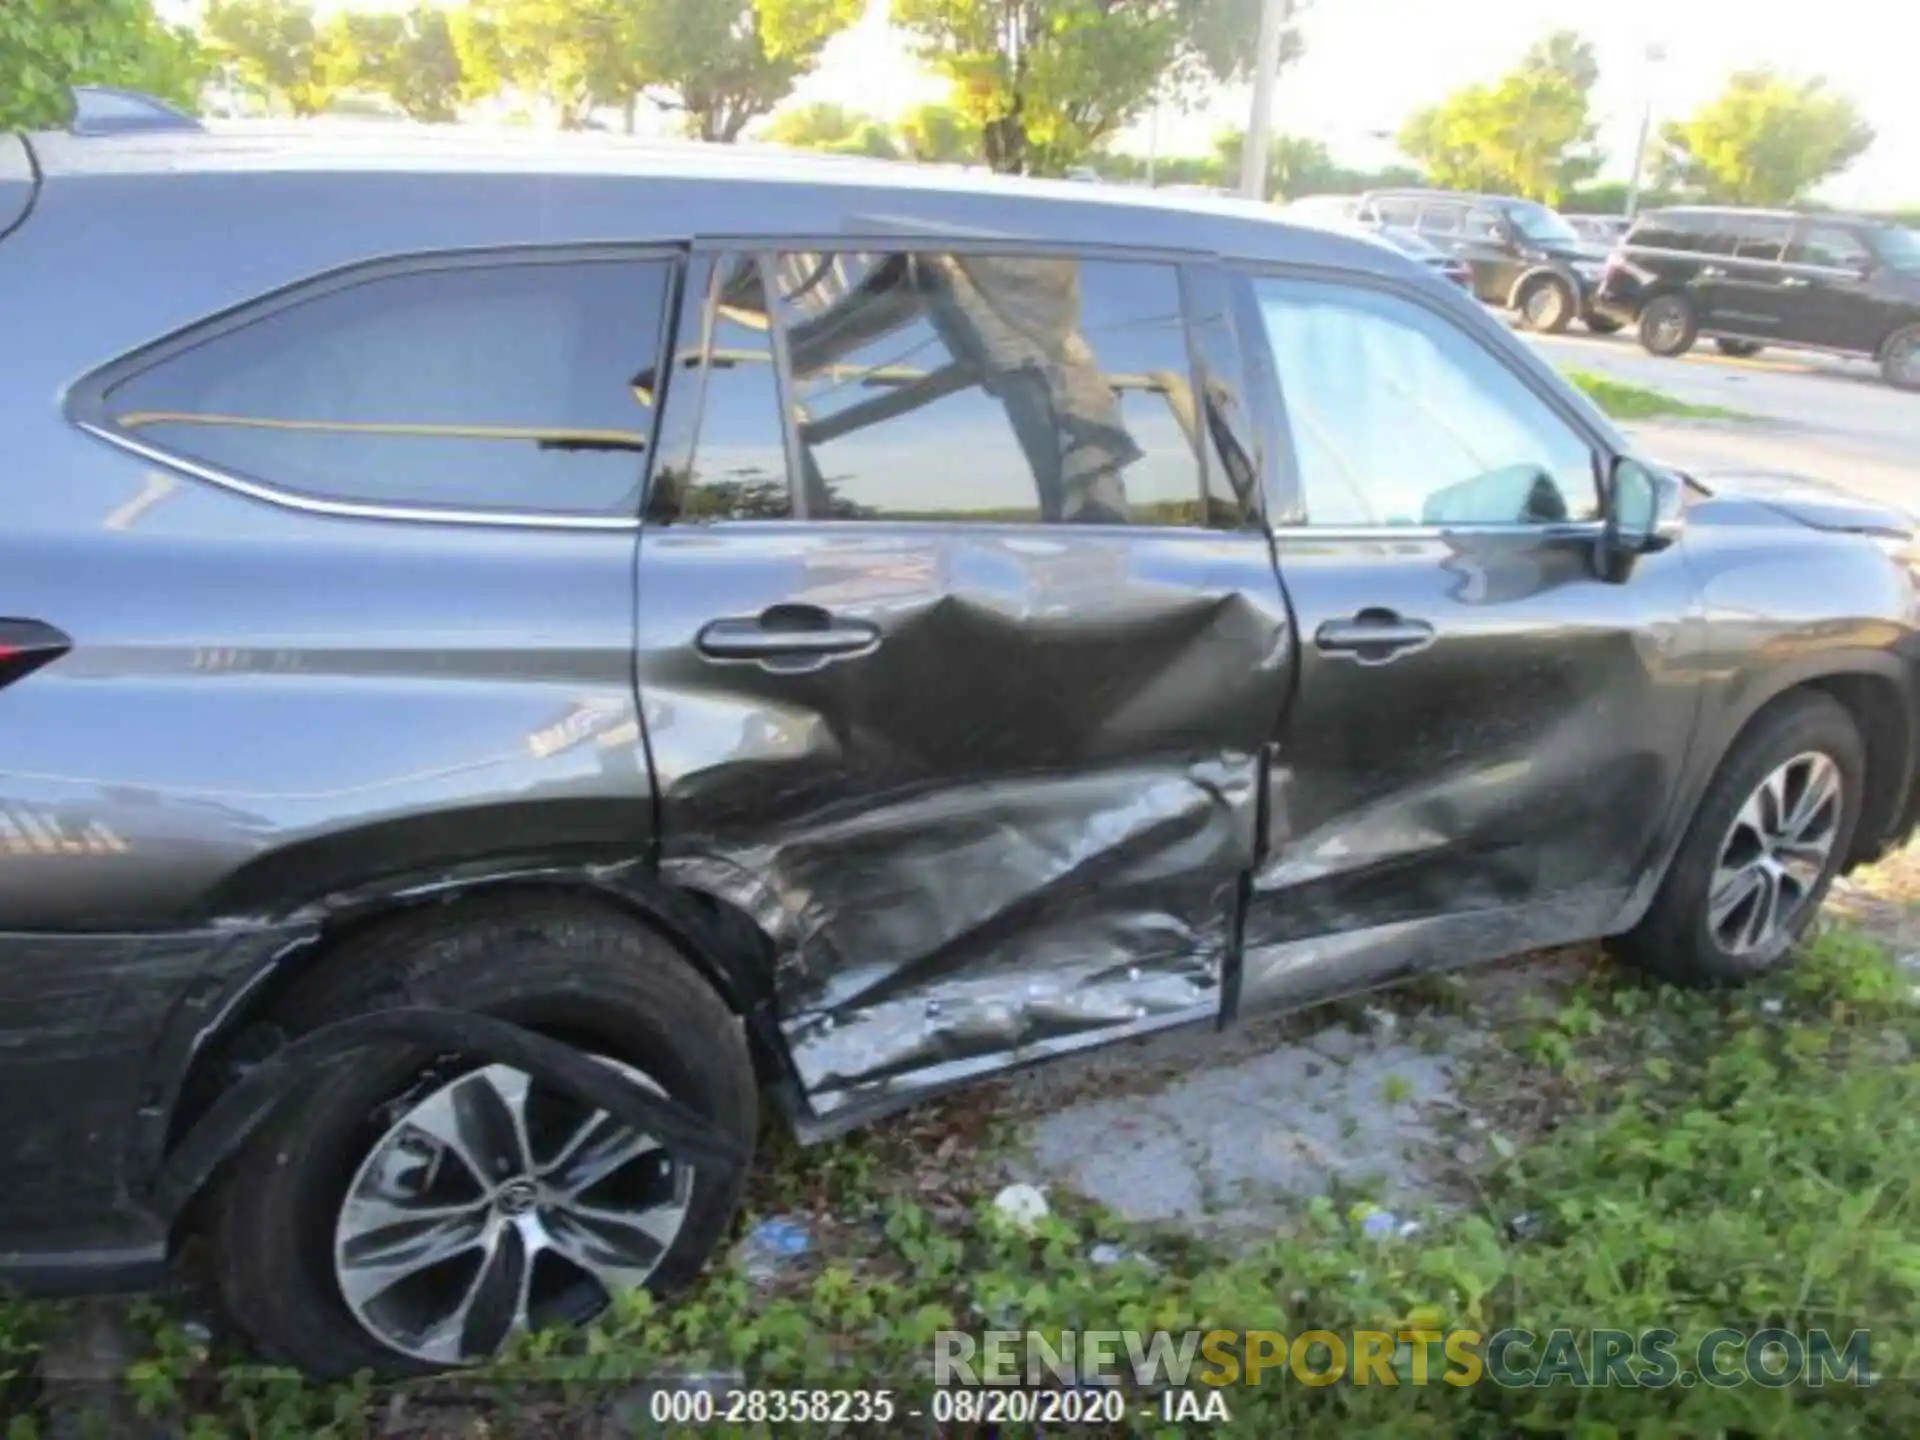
165 0 1917 207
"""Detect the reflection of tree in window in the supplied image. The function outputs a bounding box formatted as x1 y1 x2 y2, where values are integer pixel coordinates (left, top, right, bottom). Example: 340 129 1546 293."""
774 252 1153 523
655 257 871 522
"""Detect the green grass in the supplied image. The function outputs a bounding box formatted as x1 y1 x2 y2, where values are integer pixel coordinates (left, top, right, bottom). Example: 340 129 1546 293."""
5 928 1917 1437
1564 368 1749 422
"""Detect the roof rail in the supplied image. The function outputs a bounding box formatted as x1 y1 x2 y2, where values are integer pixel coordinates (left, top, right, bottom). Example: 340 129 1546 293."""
68 86 204 137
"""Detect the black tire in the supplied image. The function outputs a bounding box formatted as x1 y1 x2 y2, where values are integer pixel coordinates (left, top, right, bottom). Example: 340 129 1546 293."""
1714 338 1764 358
1637 293 1698 357
1882 324 1920 392
1517 275 1576 334
207 894 758 1378
1613 693 1864 988
1582 312 1623 335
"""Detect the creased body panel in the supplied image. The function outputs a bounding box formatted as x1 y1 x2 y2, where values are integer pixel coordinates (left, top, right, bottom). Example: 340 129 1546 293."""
637 523 1289 1115
1243 529 1701 1011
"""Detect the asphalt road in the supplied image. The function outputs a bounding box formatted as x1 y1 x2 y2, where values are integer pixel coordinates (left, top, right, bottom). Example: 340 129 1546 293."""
1521 329 1920 519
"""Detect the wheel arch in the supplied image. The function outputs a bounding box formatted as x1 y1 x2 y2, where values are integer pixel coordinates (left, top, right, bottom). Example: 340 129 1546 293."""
150 864 798 1230
1615 658 1917 931
1503 263 1577 310
1877 319 1920 360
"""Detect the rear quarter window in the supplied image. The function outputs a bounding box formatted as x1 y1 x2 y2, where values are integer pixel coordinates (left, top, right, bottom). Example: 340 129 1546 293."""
87 252 678 519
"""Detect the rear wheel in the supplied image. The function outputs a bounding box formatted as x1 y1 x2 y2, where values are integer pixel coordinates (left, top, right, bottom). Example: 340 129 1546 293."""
1613 693 1863 987
1517 275 1576 334
208 895 758 1378
1714 338 1764 358
1637 293 1698 357
1882 325 1920 392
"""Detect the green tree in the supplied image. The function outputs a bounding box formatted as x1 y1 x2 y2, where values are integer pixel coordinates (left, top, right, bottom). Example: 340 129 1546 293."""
606 0 864 141
893 0 1305 176
322 5 463 123
204 0 334 117
762 101 899 156
451 0 602 127
1398 29 1602 202
0 0 207 131
1656 70 1874 206
897 101 980 164
1213 130 1340 200
454 0 859 138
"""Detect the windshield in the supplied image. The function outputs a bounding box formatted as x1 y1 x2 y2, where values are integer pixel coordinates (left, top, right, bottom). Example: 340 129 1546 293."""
1869 227 1920 268
1507 202 1583 246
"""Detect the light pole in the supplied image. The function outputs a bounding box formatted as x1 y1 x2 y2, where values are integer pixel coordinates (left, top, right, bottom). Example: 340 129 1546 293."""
1240 0 1286 200
1625 43 1668 218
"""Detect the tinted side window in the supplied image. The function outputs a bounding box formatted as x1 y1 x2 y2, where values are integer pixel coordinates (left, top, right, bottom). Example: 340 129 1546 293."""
1182 266 1262 528
1464 207 1506 240
1628 210 1704 251
649 256 793 521
1721 215 1791 262
771 251 1205 525
1417 203 1463 236
1787 225 1872 270
102 257 673 516
1252 277 1598 528
1373 197 1421 226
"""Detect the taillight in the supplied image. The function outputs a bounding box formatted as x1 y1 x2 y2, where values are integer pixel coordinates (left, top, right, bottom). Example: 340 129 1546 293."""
0 620 72 690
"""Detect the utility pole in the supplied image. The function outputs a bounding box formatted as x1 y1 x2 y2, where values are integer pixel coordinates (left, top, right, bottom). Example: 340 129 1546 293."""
1624 42 1668 218
1240 0 1286 201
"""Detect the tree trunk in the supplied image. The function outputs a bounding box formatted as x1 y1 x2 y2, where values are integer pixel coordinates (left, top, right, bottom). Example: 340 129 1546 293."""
623 94 638 135
982 112 1028 174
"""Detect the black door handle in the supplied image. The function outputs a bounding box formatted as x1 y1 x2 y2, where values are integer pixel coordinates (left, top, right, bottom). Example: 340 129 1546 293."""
1314 609 1435 665
696 603 880 667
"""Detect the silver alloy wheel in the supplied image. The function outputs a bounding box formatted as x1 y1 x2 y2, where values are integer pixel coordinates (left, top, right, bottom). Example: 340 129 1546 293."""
1708 751 1844 958
333 1059 691 1366
1647 301 1687 352
1524 281 1566 329
1890 332 1920 386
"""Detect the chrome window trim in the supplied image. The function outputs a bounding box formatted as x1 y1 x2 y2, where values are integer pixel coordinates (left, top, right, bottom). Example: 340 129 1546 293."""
73 420 645 531
68 242 683 531
1270 520 1607 542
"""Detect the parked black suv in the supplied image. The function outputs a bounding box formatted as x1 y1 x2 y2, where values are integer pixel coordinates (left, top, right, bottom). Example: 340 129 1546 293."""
1355 187 1617 333
1594 206 1920 389
5 94 1920 1379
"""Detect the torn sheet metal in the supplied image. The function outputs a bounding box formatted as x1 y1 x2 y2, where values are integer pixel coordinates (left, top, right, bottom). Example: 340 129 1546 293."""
664 761 1254 1115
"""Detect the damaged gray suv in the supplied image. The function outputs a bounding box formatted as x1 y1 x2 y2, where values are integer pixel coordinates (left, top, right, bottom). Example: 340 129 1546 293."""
4 92 1919 1378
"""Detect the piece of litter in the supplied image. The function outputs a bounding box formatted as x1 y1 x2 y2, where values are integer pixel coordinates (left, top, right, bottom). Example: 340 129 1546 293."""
1506 1211 1542 1241
1089 1241 1154 1269
736 1215 811 1282
1360 1210 1400 1238
992 1182 1050 1229
1760 997 1784 1017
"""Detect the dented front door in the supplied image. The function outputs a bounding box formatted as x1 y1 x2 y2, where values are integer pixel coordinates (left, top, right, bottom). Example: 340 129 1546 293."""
633 247 1290 1121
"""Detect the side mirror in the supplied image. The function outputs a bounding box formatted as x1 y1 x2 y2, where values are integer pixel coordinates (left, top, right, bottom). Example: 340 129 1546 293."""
1604 457 1685 568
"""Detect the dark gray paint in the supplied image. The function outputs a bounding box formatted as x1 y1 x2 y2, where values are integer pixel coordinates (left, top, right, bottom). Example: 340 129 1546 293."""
1 127 1917 1287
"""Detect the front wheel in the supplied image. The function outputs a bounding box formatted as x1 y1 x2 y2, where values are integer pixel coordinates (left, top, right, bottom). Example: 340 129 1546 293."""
1517 275 1576 334
208 897 759 1378
1613 692 1863 987
1714 338 1764 358
1637 293 1698 357
1882 325 1920 392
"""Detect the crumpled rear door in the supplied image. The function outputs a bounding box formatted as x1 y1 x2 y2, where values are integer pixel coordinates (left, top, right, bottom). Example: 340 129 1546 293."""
634 247 1291 1125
